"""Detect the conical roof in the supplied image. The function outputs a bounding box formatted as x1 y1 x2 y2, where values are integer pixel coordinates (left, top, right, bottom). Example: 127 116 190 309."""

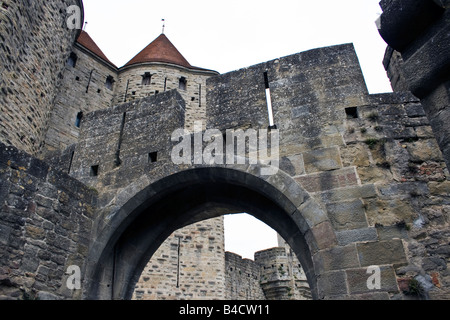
124 34 193 69
77 31 116 67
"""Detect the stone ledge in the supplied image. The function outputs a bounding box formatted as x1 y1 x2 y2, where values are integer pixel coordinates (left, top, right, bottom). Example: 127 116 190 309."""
295 167 359 193
336 228 378 246
356 239 408 267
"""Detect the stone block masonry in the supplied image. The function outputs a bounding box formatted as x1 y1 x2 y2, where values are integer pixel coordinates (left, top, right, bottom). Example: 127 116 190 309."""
133 217 226 300
1 0 449 299
0 142 97 300
42 40 117 156
0 0 83 156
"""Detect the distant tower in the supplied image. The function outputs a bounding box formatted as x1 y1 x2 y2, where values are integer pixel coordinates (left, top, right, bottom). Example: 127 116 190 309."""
115 33 218 130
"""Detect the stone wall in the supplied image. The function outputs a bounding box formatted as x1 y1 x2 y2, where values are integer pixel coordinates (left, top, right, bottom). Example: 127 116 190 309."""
255 247 310 300
378 0 450 170
42 43 117 156
0 0 83 156
225 252 266 300
133 217 225 300
69 90 186 194
204 44 450 299
0 142 96 300
115 64 217 131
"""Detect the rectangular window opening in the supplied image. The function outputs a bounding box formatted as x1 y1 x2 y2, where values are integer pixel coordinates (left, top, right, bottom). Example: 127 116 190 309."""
148 152 158 163
142 72 151 86
105 76 115 91
67 52 77 68
75 111 83 128
345 107 358 119
179 77 187 91
90 165 99 177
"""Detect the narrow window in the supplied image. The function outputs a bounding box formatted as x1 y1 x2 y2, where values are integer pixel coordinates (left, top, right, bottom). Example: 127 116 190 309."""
142 72 151 86
105 76 115 91
176 236 181 288
67 52 77 68
345 107 358 119
90 165 99 177
179 77 187 91
68 151 75 174
148 152 158 163
164 77 167 91
75 111 83 128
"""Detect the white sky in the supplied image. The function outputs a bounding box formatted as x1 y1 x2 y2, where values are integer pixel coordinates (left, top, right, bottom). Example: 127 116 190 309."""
82 0 392 259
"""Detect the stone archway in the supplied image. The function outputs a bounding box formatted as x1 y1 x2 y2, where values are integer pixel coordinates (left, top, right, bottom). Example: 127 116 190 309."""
82 166 335 300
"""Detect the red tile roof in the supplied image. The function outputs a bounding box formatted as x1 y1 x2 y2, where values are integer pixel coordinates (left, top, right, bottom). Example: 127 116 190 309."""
76 31 116 67
124 33 193 69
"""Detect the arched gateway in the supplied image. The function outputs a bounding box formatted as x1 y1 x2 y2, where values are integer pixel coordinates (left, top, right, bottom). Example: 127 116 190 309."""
83 166 328 300
1 29 449 300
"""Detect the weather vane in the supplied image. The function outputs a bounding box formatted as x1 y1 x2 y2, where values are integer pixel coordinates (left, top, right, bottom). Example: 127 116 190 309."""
162 19 165 34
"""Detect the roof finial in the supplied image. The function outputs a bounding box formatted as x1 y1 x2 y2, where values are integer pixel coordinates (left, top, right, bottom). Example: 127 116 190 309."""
162 19 165 34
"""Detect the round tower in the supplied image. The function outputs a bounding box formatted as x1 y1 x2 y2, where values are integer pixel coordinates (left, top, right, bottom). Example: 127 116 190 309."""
115 33 218 130
0 0 84 155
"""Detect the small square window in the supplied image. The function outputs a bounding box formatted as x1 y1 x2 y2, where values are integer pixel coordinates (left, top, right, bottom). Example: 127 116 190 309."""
105 76 115 91
142 72 151 86
67 52 77 68
90 165 99 177
148 152 158 163
179 77 187 91
345 107 358 119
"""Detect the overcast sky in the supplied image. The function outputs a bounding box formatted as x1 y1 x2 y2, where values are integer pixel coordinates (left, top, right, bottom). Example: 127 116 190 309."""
82 0 392 259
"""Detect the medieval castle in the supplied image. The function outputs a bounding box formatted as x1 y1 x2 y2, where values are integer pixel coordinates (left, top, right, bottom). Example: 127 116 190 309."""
0 0 449 301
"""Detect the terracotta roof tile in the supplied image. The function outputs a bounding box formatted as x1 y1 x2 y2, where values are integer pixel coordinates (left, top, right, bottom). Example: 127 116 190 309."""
77 31 116 67
124 34 193 69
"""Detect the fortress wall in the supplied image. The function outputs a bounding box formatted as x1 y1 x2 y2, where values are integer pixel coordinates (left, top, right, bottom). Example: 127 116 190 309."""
0 142 96 300
42 44 117 156
133 217 225 300
115 65 216 131
0 0 82 155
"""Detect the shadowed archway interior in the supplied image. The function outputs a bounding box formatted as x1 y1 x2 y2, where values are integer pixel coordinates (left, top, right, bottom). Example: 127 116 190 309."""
85 167 319 300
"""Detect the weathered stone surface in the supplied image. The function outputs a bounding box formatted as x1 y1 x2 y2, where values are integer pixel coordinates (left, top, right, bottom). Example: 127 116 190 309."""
357 240 408 267
303 147 343 174
336 228 378 246
295 167 359 193
313 245 359 272
317 271 348 299
326 199 368 231
0 143 97 300
0 0 82 155
346 266 399 294
1 2 450 300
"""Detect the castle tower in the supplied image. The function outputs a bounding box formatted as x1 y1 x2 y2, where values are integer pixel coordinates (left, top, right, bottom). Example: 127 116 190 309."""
0 0 83 156
114 33 218 130
41 32 219 157
42 30 118 156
